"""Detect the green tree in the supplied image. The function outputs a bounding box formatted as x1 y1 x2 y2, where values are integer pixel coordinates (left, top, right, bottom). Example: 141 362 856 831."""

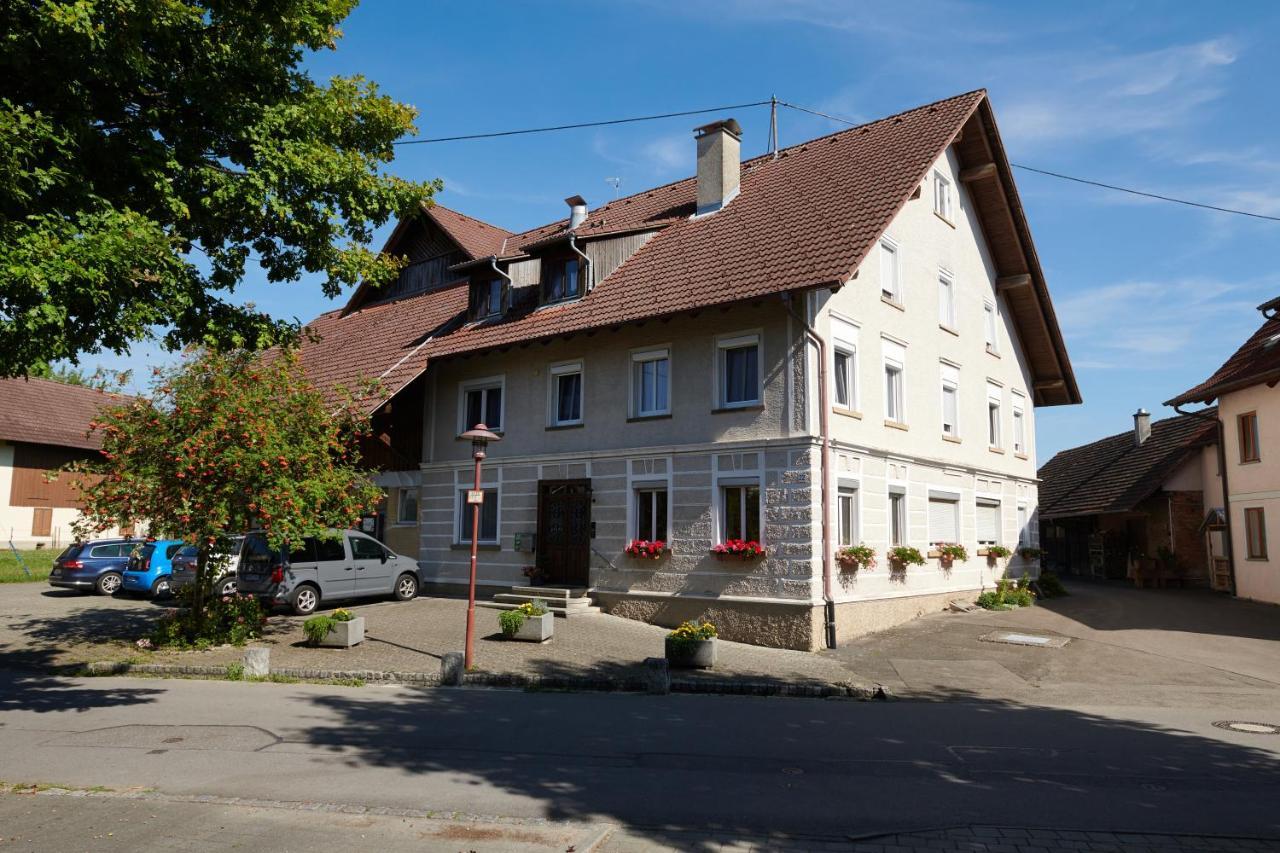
0 0 437 377
70 348 382 627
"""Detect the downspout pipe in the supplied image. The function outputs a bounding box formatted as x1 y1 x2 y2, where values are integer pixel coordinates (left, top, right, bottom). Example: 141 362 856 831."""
567 234 593 294
782 292 837 649
1173 403 1236 596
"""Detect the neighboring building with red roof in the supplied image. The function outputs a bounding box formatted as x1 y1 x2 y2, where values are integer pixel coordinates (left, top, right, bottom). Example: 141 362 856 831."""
1038 409 1223 589
0 376 131 549
296 90 1080 649
1167 298 1280 605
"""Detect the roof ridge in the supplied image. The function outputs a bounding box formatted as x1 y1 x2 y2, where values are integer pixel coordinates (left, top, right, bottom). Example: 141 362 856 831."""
499 89 989 245
426 202 514 237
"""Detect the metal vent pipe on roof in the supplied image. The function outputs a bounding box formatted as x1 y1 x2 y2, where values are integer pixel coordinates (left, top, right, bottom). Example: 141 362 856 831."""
566 195 588 230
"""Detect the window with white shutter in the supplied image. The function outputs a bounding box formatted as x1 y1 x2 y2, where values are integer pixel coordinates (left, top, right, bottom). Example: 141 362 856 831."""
941 362 960 437
977 500 1000 546
928 496 959 545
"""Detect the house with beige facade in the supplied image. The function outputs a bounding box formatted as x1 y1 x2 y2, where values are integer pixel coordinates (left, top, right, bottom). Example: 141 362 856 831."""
298 89 1080 650
1168 297 1280 606
0 377 130 549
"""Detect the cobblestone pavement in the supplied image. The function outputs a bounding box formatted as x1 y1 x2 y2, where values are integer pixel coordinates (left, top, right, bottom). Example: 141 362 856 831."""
0 584 858 687
603 825 1280 852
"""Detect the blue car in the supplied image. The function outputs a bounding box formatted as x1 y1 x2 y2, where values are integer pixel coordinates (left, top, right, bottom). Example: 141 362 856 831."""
122 539 186 598
47 538 144 595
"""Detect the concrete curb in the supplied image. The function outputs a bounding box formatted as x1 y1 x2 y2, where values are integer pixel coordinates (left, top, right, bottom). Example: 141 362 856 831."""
75 659 888 699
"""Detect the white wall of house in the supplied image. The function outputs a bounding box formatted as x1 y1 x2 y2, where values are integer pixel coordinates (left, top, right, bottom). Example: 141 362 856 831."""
807 146 1041 606
0 441 121 550
1218 383 1280 605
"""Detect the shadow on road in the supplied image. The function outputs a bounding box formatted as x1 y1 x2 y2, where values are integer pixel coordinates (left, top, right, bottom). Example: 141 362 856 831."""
0 654 163 714
298 682 1280 849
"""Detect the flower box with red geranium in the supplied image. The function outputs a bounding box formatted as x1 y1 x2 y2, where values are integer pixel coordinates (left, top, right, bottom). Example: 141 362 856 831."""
625 539 668 560
710 539 766 560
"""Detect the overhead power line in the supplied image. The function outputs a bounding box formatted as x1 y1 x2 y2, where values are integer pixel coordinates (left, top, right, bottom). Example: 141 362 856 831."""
394 100 772 145
777 99 1280 224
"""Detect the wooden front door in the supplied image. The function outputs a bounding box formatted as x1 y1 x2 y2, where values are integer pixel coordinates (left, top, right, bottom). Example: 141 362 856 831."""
537 480 591 587
31 507 52 538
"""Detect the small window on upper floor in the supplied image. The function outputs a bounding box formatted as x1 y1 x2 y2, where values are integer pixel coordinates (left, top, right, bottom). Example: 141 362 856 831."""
543 257 584 304
984 301 999 354
880 239 901 304
717 333 761 409
1239 412 1261 463
548 361 584 427
938 270 956 329
469 277 505 320
934 170 954 223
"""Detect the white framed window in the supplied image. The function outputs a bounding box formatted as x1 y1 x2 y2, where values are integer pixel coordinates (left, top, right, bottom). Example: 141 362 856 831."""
456 487 499 544
941 362 960 438
987 383 1003 449
719 482 762 542
716 332 761 408
1017 504 1029 546
880 238 901 303
934 169 954 222
928 492 960 546
631 347 670 418
883 338 906 424
1012 393 1026 454
831 317 859 412
837 482 859 547
938 270 956 328
888 486 907 546
634 486 669 541
977 499 1000 547
459 376 504 432
396 488 419 525
984 300 999 353
548 360 584 426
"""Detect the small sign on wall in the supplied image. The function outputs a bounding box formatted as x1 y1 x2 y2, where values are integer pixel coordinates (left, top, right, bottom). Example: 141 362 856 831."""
514 532 536 553
465 489 485 506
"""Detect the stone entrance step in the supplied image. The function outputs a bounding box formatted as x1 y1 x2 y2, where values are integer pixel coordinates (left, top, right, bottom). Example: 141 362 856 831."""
478 585 600 618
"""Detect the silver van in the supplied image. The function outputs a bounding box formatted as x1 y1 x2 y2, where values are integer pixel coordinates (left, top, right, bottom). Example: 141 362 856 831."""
236 529 420 615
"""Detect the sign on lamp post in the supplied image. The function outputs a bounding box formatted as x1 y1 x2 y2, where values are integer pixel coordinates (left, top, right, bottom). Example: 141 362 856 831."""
457 423 501 671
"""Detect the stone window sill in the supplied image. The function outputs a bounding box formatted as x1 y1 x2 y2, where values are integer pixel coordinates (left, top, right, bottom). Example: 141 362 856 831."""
712 404 764 414
885 419 909 431
986 345 1000 358
942 434 962 444
881 295 905 311
934 211 957 229
833 407 862 420
939 324 959 337
989 446 1005 455
546 423 584 431
627 413 672 423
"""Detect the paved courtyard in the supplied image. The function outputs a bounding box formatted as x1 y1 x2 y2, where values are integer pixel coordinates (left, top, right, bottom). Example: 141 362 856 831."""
3 580 1279 709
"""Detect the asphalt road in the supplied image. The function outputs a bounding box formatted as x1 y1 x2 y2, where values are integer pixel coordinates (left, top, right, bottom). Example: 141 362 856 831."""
2 671 1279 850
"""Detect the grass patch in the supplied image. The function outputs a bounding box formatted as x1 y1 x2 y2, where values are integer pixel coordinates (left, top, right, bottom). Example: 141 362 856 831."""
0 548 55 583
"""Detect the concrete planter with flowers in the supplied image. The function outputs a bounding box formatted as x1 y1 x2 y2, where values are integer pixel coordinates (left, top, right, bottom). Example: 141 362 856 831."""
665 620 718 669
499 599 554 643
304 609 364 648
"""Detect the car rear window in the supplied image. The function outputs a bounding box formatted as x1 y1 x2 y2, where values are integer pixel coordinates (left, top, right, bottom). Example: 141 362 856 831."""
56 544 83 561
314 536 346 562
165 543 183 559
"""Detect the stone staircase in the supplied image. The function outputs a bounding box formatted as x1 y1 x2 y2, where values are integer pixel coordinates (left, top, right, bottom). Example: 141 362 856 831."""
478 585 601 618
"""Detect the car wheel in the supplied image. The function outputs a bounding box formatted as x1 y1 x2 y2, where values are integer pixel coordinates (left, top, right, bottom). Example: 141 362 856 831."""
393 573 419 601
216 577 237 597
95 572 123 595
152 576 172 599
290 584 319 616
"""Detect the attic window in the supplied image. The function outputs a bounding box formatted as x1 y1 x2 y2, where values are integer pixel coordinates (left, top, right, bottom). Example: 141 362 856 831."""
543 257 584 304
470 277 505 320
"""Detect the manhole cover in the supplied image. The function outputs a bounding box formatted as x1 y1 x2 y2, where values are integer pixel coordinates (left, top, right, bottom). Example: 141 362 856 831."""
1212 720 1280 735
979 631 1070 648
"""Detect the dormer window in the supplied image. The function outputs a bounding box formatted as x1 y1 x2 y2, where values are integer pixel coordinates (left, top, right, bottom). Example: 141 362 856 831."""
543 257 584 304
469 277 505 320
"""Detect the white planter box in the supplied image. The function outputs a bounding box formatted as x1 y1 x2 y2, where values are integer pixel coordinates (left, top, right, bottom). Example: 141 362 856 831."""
508 612 554 643
317 616 365 648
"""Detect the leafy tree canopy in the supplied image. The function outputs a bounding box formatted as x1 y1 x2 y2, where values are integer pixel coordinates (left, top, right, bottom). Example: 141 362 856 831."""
0 0 438 377
72 348 383 554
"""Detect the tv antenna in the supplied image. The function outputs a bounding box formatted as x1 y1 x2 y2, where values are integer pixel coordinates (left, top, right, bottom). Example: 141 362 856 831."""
605 176 623 198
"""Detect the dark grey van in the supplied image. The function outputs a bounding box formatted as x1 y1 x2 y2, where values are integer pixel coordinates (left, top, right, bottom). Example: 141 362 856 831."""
236 529 420 615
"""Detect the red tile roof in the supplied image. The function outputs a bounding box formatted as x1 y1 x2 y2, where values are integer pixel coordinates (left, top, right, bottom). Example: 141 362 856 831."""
0 377 131 451
424 204 512 259
1038 410 1217 519
1166 309 1280 406
296 283 467 408
298 89 1078 410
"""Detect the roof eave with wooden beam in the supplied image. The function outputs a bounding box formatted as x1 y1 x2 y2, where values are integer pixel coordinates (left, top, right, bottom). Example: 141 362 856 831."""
953 99 1081 407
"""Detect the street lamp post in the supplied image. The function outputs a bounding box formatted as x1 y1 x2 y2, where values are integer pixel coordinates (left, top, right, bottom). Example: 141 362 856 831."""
457 423 501 671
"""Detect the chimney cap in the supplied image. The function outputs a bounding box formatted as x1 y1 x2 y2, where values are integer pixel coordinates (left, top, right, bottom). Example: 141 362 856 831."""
1134 407 1150 416
693 118 742 140
564 195 587 208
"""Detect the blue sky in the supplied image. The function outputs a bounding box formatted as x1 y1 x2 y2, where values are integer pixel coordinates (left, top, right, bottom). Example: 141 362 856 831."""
96 0 1280 461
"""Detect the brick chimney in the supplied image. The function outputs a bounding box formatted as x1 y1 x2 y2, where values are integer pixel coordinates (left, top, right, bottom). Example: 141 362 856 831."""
1133 408 1152 446
694 118 742 216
